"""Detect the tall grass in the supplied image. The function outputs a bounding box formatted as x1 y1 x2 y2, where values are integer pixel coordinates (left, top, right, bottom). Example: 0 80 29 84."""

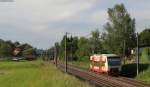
135 47 150 83
0 60 93 87
136 65 150 83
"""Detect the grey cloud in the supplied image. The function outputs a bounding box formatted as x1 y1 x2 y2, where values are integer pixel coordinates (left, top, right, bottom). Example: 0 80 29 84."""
0 0 150 49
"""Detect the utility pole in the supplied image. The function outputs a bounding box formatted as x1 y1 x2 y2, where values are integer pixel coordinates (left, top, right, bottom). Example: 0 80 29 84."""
123 40 126 64
65 32 67 72
55 46 57 67
46 50 48 61
70 35 73 64
137 32 139 75
70 42 72 64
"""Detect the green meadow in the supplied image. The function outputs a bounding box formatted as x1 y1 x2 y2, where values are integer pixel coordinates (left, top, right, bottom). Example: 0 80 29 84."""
0 60 93 87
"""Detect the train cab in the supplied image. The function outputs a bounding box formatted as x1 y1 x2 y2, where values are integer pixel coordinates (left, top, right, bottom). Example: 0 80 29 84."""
90 54 122 76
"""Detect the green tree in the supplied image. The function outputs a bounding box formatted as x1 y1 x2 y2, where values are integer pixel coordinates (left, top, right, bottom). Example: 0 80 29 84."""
58 35 66 60
21 44 35 56
22 48 35 55
0 42 12 57
69 36 78 61
104 4 136 56
139 29 150 47
89 29 102 54
0 38 35 58
55 42 60 58
48 46 55 59
75 37 91 61
14 41 20 47
57 35 79 61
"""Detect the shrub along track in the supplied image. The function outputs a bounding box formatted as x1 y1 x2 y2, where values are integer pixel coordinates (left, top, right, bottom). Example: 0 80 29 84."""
52 62 150 87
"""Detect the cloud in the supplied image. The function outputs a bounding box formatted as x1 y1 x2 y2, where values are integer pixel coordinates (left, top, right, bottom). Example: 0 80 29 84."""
90 10 108 25
0 0 150 48
128 9 150 32
0 0 99 48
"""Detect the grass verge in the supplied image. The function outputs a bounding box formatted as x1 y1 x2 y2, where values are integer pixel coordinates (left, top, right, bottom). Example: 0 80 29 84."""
135 64 150 83
0 60 94 87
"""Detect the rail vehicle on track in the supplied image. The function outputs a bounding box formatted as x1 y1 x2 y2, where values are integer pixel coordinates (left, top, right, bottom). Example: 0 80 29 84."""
90 54 122 76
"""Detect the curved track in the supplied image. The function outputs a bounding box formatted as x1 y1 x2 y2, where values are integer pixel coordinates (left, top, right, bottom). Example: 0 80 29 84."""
54 62 150 87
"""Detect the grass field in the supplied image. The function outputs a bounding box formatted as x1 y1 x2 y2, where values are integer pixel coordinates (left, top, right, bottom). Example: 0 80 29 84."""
0 60 94 87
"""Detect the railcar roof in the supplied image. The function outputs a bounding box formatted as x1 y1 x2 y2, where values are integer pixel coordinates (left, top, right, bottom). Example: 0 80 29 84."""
93 54 119 57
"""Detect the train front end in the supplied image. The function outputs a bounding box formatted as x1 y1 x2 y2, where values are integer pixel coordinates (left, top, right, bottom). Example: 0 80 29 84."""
105 55 122 75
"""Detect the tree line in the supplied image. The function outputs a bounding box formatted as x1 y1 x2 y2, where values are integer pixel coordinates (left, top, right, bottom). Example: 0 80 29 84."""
49 4 150 62
0 39 36 59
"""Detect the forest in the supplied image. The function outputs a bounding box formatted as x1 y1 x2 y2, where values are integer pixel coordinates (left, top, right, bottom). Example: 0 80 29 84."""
48 4 150 62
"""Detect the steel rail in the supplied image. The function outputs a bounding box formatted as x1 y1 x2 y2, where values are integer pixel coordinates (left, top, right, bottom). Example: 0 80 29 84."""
55 62 150 87
58 63 124 87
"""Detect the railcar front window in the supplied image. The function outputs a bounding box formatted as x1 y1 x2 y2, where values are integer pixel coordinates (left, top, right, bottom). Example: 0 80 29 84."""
108 57 121 66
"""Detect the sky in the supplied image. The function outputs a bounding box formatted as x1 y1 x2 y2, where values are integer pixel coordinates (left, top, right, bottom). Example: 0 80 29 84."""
0 0 150 49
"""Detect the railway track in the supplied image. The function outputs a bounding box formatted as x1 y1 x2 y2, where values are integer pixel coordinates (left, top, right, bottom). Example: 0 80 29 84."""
113 77 150 87
91 72 150 87
53 62 150 87
58 63 122 87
